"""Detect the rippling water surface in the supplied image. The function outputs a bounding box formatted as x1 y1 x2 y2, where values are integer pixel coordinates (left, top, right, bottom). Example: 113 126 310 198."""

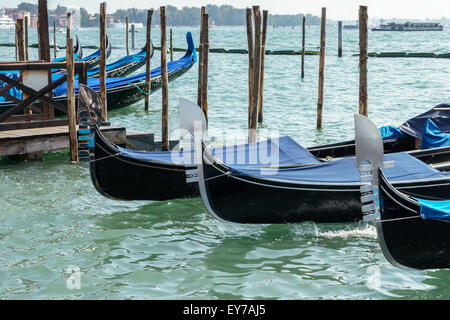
1 24 450 299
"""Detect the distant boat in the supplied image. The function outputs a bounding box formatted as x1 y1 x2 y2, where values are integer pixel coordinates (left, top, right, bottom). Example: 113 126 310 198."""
110 22 144 29
0 9 15 29
372 22 443 31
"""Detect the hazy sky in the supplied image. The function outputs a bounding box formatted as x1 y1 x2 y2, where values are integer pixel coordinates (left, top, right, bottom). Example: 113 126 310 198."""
6 0 450 20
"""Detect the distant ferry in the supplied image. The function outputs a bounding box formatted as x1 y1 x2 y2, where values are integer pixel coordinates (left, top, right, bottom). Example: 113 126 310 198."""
109 22 144 29
372 22 443 31
0 9 15 29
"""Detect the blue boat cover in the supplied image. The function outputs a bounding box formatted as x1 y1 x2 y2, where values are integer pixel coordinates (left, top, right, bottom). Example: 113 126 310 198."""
0 72 22 102
86 49 145 76
79 49 100 63
53 31 196 97
227 152 450 183
413 198 450 221
420 119 450 150
116 136 320 166
379 126 407 140
399 103 450 139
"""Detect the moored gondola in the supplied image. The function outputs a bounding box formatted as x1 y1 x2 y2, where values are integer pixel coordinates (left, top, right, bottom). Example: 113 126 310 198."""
51 34 83 63
86 39 154 78
354 114 450 269
0 32 195 114
196 109 450 223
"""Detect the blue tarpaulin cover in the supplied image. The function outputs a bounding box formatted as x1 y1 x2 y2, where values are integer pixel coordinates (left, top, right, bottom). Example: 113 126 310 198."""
227 152 450 183
0 72 22 102
413 198 450 221
116 136 320 166
86 48 146 76
420 119 450 150
399 103 450 139
379 126 407 140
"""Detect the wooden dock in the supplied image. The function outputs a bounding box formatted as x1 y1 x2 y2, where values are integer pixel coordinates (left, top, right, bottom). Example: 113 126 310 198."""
0 125 154 157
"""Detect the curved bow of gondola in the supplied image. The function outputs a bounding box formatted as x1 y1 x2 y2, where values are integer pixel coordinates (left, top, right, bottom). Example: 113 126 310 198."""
79 35 111 70
355 113 450 270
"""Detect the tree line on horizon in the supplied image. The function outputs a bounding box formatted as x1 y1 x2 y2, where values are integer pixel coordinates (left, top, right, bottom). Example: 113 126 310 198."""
16 2 322 27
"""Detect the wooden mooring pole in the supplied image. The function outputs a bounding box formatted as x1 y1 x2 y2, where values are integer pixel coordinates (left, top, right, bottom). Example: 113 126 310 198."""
24 16 29 60
245 8 254 129
160 6 169 151
38 0 53 120
197 6 206 107
249 6 262 143
15 19 26 62
144 10 153 111
316 7 326 129
126 17 129 55
301 16 305 78
359 6 368 116
66 37 78 163
200 13 209 121
53 21 57 60
170 28 173 62
258 10 268 124
99 2 107 121
66 12 72 39
338 21 343 57
131 24 135 50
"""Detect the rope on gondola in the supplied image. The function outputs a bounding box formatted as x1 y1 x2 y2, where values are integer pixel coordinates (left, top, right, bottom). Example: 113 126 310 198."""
129 82 151 95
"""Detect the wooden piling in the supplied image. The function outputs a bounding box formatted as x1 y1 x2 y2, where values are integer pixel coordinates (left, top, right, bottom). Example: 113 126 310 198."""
144 10 153 111
338 21 343 57
24 16 29 61
170 28 173 62
66 38 78 163
197 6 206 107
66 12 72 39
245 8 254 128
200 13 209 121
258 10 268 123
316 7 326 129
301 16 305 78
249 6 262 142
131 24 135 50
53 21 57 60
359 6 368 116
16 19 26 62
38 0 53 119
160 6 169 151
99 2 107 121
126 17 129 55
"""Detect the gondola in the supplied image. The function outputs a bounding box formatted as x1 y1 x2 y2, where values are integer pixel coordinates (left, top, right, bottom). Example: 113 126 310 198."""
51 34 83 64
354 114 450 269
81 73 450 209
86 40 154 78
0 32 195 114
79 86 314 201
197 114 450 224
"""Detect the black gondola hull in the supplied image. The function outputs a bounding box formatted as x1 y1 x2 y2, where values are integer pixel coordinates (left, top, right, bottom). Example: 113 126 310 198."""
199 147 450 224
377 170 450 269
91 128 199 201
